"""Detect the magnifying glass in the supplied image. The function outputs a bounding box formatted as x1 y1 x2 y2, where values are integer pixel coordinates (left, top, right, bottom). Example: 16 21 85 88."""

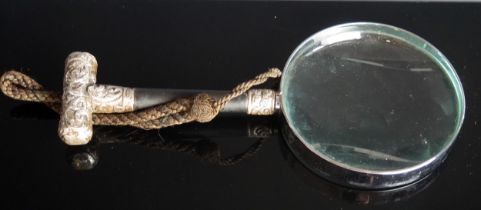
280 22 464 189
1 22 465 189
131 20 466 189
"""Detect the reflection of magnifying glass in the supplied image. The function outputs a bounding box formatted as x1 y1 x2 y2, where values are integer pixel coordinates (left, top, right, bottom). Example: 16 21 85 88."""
66 117 440 205
280 22 464 189
2 22 465 189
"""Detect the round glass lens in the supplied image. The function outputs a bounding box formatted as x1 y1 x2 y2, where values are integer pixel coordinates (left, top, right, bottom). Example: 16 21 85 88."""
281 23 465 172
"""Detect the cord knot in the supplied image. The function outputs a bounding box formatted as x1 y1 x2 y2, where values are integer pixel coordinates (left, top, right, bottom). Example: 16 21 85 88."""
190 93 218 123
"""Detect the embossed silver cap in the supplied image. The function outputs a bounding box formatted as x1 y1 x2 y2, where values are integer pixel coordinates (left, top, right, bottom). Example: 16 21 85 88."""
58 52 97 145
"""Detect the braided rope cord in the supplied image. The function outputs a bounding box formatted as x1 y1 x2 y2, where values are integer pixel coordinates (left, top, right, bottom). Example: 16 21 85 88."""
1 68 282 129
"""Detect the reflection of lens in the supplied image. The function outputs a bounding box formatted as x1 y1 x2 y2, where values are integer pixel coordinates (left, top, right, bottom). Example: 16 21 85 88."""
280 22 465 189
279 126 440 205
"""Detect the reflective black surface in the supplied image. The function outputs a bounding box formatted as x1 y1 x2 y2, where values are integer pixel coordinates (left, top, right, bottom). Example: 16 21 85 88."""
1 1 481 209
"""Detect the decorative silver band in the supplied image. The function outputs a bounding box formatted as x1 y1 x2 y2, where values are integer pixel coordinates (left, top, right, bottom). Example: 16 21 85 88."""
246 89 279 116
88 85 135 113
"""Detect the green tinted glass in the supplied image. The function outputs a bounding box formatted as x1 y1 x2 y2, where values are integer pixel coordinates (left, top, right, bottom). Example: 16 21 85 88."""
281 23 465 173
